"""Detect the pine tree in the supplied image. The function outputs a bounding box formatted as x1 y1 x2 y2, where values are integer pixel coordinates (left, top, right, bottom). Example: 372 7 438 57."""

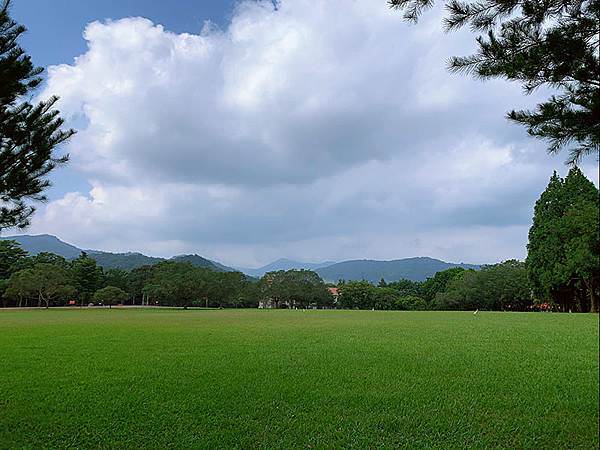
389 0 599 163
0 0 74 230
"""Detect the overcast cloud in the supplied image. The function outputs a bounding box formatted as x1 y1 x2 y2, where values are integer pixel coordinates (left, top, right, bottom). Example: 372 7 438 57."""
17 0 597 267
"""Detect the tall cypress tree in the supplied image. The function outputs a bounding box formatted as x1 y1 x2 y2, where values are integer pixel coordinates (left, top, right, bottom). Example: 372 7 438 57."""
0 0 74 230
527 169 599 312
527 172 565 303
561 167 599 312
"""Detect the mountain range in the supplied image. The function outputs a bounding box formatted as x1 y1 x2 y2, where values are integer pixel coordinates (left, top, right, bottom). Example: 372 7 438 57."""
1 234 480 282
314 257 480 283
0 234 233 272
236 258 337 278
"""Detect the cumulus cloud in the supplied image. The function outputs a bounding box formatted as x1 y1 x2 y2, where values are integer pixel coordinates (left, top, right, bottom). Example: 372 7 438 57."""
19 0 597 267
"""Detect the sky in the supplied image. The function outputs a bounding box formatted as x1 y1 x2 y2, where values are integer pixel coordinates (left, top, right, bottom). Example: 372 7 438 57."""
7 0 598 268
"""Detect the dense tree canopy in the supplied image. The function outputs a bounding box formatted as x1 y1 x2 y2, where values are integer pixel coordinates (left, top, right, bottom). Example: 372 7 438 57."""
93 286 128 308
0 0 74 230
527 167 599 312
70 253 104 305
0 239 25 278
389 0 599 162
419 267 468 303
259 270 333 309
104 268 129 291
4 263 74 308
434 260 532 310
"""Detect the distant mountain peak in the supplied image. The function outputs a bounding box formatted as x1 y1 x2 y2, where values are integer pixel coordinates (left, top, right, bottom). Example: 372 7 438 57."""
315 257 480 283
1 234 234 272
1 234 82 259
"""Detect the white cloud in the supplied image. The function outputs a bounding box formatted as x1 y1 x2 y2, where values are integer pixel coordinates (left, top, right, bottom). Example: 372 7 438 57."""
20 0 597 267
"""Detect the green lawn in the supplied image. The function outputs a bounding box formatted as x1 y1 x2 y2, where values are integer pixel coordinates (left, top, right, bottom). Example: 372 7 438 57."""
0 309 598 448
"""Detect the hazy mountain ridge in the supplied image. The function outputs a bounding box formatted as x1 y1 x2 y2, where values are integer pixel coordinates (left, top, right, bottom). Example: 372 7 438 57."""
0 234 82 259
171 254 232 272
2 235 480 281
1 235 233 272
237 258 337 278
315 257 480 283
86 250 165 270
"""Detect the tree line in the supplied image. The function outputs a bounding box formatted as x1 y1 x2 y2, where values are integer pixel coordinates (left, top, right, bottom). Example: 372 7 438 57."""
0 246 337 309
0 243 529 311
336 261 531 311
0 248 260 308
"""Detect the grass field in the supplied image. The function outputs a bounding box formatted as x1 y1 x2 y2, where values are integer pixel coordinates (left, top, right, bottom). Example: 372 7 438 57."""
0 309 598 448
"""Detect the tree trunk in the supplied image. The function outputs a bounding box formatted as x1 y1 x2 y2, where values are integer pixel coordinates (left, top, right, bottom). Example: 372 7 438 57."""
589 285 598 313
582 278 598 313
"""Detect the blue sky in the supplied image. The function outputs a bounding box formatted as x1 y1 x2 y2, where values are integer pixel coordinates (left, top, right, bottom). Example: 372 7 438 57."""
6 0 598 267
13 1 236 66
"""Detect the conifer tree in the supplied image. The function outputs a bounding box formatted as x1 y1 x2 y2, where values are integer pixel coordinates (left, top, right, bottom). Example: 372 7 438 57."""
561 167 599 312
0 0 74 230
526 168 599 311
389 0 599 163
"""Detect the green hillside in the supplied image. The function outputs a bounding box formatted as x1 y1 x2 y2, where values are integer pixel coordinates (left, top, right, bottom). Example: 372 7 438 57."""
87 251 164 270
171 254 230 272
0 234 82 259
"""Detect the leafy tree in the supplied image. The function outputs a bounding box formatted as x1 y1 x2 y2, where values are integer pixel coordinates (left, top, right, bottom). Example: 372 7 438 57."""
395 295 428 311
3 268 32 307
29 252 69 268
0 239 26 305
259 271 287 308
105 268 129 292
373 287 400 310
209 271 257 308
561 168 599 311
389 0 599 162
143 261 207 308
4 263 75 307
434 260 532 310
338 281 376 309
0 239 26 278
259 270 332 308
232 278 260 308
0 278 7 305
128 265 154 305
93 286 128 308
526 172 566 301
562 197 599 312
0 0 74 230
527 168 599 311
420 267 468 303
433 270 479 310
70 252 104 305
388 279 422 297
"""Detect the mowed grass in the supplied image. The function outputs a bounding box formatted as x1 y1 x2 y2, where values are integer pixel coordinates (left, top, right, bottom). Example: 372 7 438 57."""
0 309 597 448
